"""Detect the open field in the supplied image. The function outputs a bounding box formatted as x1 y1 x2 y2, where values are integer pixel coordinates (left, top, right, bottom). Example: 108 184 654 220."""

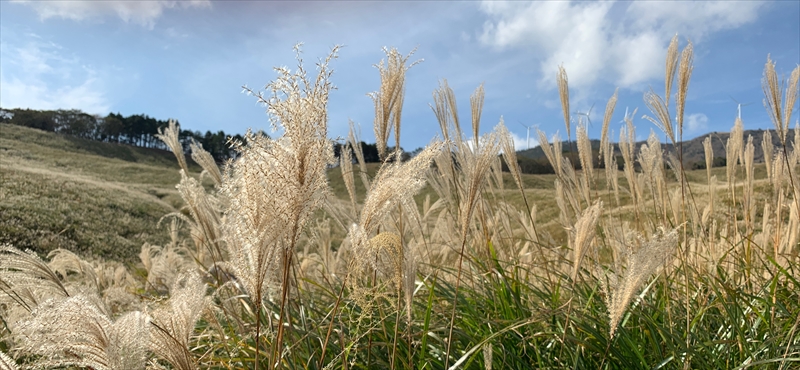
1 41 799 370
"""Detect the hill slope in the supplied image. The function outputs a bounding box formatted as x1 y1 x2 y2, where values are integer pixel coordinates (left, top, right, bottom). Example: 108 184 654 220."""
0 123 201 262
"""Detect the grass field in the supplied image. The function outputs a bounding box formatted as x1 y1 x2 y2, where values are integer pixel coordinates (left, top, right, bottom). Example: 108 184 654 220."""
0 123 198 261
1 40 798 370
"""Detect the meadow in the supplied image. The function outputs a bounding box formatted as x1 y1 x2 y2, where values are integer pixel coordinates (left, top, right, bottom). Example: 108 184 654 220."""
1 37 799 369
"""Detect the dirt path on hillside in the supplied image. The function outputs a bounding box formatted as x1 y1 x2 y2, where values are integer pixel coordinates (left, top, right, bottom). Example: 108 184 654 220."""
1 157 177 211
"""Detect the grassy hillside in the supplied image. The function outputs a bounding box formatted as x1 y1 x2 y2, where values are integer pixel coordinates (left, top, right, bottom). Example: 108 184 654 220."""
0 123 204 262
0 122 766 263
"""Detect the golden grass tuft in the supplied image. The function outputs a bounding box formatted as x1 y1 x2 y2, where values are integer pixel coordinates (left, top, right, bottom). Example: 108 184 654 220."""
605 227 679 338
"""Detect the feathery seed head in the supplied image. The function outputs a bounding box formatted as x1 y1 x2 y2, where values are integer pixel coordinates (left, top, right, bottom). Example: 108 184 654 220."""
607 227 678 338
676 40 694 137
557 65 571 141
156 120 189 174
665 35 680 105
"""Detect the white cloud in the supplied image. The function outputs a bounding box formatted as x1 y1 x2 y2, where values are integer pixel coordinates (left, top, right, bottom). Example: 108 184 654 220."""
478 1 765 92
12 0 211 29
0 38 110 113
509 130 537 151
685 113 709 133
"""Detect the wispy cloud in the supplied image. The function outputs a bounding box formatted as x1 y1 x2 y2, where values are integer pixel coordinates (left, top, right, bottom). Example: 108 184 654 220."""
478 1 765 92
685 113 709 134
0 36 110 113
11 0 211 29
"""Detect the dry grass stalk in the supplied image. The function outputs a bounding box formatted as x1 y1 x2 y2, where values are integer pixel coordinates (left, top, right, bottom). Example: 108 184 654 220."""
445 121 501 368
643 90 674 144
156 120 189 175
171 170 222 268
350 141 443 252
348 120 371 192
0 245 69 314
471 84 485 145
370 47 419 161
46 248 98 290
189 140 223 187
762 56 800 145
0 350 16 370
139 242 194 293
570 202 602 280
639 132 668 225
675 40 694 138
237 44 340 368
482 343 493 370
577 123 594 195
537 129 563 178
431 79 463 148
457 131 501 240
619 119 640 222
340 142 358 217
605 227 678 338
557 65 572 143
498 121 539 243
150 272 207 370
725 119 744 228
664 35 680 107
15 294 149 370
599 89 618 163
703 137 715 216
703 137 713 184
744 136 756 235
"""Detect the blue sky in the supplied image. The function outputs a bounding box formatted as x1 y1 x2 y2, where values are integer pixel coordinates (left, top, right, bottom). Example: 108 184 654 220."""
1 1 798 151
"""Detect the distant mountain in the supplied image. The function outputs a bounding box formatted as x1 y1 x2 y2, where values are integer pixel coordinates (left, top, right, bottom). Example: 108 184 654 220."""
517 129 798 169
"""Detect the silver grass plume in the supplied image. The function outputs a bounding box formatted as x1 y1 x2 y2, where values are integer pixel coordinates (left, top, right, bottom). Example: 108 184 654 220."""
229 45 338 303
570 202 602 280
340 142 358 217
744 136 756 234
643 89 674 145
726 118 744 196
15 294 148 370
703 137 715 216
189 140 223 187
675 40 694 138
537 129 563 181
471 84 485 145
606 227 678 338
156 119 189 174
664 35 680 108
369 47 419 161
349 141 444 274
46 248 98 290
577 123 594 193
149 272 208 370
557 65 571 143
348 120 371 192
600 90 618 160
762 55 800 146
763 130 774 180
498 120 525 194
0 350 16 370
457 130 501 240
171 170 222 266
0 245 69 313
